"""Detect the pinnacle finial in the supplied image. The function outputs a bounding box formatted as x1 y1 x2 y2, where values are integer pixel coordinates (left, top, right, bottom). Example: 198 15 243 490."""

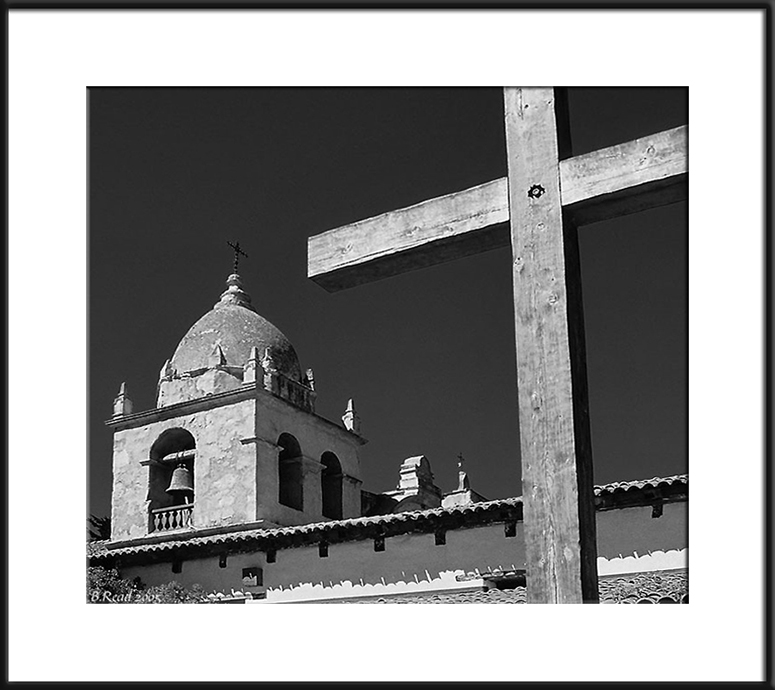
456 453 470 491
159 358 174 381
342 398 360 434
244 346 260 384
261 347 277 372
113 382 133 417
209 343 227 367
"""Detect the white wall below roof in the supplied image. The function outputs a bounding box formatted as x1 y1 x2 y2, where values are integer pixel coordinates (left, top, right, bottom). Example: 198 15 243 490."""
268 523 527 590
596 501 688 575
596 502 687 558
258 568 478 603
598 549 687 576
117 498 687 601
120 521 526 596
122 550 267 594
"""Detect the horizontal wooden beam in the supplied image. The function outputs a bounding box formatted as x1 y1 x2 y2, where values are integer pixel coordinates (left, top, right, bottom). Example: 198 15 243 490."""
308 125 687 291
561 124 688 225
309 178 510 291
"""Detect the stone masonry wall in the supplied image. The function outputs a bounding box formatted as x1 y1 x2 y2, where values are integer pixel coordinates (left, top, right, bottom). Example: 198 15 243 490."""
252 389 363 526
110 398 256 540
110 388 364 539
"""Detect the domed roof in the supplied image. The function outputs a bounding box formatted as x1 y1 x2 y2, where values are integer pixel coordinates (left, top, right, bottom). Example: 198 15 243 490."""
169 274 302 381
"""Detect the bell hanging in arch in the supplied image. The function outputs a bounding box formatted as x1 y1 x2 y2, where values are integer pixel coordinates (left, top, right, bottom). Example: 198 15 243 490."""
166 463 194 497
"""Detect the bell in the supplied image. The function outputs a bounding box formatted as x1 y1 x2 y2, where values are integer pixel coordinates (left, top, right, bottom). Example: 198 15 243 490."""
166 464 194 495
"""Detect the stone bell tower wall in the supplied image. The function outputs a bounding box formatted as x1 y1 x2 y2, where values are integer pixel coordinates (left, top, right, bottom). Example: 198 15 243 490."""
251 388 364 527
109 395 258 541
108 384 365 540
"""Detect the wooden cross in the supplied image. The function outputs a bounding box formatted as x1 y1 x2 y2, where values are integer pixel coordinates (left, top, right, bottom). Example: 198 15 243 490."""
306 88 687 604
227 240 249 274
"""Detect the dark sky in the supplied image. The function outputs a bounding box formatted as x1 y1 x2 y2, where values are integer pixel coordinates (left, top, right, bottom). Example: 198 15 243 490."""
88 87 687 519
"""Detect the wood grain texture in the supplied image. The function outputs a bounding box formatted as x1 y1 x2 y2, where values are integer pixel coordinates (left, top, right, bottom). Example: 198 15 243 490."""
503 87 598 604
307 126 687 291
561 125 687 224
308 179 509 290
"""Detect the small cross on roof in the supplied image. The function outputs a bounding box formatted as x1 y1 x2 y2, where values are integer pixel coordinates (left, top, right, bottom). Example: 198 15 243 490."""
227 240 249 274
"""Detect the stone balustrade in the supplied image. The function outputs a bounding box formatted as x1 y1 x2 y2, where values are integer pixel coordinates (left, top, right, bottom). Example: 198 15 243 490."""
150 504 194 532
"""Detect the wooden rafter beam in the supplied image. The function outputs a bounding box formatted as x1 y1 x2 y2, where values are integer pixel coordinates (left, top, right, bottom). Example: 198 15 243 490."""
308 125 687 291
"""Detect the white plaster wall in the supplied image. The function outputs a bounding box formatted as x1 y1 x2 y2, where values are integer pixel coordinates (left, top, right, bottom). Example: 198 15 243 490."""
597 503 687 559
114 500 688 600
122 550 267 593
266 523 527 591
263 569 477 602
596 502 688 575
120 522 526 596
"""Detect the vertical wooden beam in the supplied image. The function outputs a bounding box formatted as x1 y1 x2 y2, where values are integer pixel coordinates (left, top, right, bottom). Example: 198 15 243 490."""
503 87 598 603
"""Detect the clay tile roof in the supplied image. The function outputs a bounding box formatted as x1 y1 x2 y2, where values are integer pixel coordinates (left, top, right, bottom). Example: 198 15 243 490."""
93 496 524 560
90 473 686 562
593 474 687 495
87 540 110 558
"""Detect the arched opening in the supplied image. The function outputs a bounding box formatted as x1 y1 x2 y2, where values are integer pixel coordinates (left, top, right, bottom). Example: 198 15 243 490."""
321 451 343 520
148 428 196 532
278 433 303 511
150 428 195 461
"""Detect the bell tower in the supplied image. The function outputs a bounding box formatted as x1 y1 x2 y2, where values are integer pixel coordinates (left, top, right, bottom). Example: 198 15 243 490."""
107 266 366 542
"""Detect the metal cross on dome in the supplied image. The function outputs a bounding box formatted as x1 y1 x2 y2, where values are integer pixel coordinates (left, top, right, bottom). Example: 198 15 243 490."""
227 240 249 274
